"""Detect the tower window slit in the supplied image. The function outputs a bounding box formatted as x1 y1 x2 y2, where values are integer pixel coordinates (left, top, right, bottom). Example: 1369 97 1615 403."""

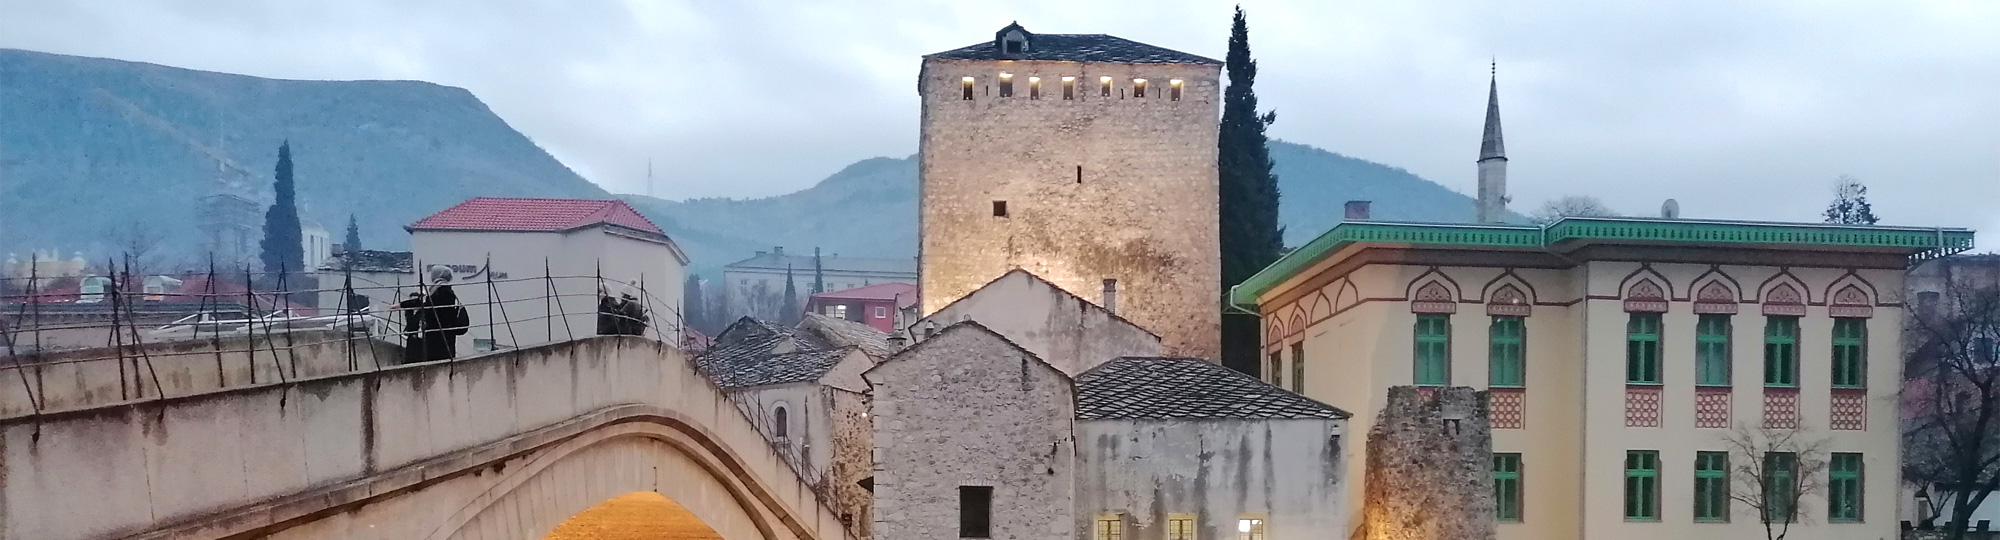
1100 76 1112 97
1028 77 1041 99
1133 78 1147 98
1062 77 1076 100
961 77 974 100
992 201 1008 217
1076 165 1083 184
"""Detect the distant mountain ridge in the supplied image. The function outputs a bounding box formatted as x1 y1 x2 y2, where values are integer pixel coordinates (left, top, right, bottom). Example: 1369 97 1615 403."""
0 48 1507 277
0 48 606 263
623 140 1515 275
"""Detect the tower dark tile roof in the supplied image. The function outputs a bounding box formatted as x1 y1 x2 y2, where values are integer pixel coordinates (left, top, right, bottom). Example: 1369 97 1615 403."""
926 25 1219 65
1480 72 1506 162
1075 357 1349 420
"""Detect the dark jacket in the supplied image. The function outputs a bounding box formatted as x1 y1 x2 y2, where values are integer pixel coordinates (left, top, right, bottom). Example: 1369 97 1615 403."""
417 285 464 361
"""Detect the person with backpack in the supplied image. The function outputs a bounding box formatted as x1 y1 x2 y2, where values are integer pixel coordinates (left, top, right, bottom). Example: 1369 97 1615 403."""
418 265 469 361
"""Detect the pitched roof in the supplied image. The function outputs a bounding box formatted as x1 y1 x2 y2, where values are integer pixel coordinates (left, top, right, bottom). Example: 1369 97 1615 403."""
408 197 664 235
798 313 899 357
700 346 854 389
1075 357 1349 420
812 282 918 307
926 32 1220 65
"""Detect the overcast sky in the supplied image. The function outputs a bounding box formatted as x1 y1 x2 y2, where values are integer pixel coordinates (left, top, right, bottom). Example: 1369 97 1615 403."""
4 0 1996 250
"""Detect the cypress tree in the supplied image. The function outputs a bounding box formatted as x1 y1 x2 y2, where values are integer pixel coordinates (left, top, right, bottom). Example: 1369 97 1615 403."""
781 264 800 324
683 274 708 332
1217 6 1284 375
344 214 363 251
259 141 306 282
812 247 825 294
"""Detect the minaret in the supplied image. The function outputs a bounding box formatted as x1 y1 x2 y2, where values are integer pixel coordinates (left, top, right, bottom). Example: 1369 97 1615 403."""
1476 62 1509 223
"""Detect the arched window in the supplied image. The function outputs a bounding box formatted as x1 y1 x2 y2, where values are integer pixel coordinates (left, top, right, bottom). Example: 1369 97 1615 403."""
773 406 789 439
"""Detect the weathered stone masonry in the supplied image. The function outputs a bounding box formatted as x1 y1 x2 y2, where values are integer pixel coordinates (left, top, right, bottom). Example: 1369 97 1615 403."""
917 34 1223 360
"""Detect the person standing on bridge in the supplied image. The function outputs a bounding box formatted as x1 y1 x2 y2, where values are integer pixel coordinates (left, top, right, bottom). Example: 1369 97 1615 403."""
417 265 468 361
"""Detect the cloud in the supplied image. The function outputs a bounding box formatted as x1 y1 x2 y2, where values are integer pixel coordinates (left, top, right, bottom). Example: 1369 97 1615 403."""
0 0 1993 234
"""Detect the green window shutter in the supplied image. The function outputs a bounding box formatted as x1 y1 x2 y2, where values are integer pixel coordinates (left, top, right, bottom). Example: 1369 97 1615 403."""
1694 451 1730 522
1695 315 1732 386
1831 319 1867 388
1493 453 1523 522
1489 316 1526 388
1415 315 1451 386
1829 453 1863 522
1291 342 1306 393
1625 450 1660 520
1764 452 1798 523
1763 317 1799 387
1627 314 1663 384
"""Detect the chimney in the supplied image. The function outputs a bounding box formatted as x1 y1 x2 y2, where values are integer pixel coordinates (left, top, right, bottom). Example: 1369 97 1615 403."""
773 246 785 256
1344 201 1372 221
1101 279 1119 314
886 333 909 350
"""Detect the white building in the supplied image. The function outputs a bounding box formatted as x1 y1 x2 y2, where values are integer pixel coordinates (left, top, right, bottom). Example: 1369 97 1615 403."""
407 197 688 354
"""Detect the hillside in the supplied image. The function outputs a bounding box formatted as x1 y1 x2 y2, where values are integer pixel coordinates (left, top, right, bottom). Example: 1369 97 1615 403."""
0 48 606 263
625 140 1508 274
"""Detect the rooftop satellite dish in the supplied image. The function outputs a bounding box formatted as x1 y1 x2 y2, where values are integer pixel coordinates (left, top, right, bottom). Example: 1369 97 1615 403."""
1661 199 1681 219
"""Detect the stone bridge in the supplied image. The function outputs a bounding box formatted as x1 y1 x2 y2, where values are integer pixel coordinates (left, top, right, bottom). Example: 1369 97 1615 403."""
0 336 854 540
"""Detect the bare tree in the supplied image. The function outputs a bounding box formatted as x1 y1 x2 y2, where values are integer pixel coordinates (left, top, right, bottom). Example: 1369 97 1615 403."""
104 219 166 276
1723 424 1832 540
1531 195 1618 223
1904 277 2000 539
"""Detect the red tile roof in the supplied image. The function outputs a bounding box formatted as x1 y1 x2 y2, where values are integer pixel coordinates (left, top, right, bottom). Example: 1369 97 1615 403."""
408 198 664 234
811 282 918 308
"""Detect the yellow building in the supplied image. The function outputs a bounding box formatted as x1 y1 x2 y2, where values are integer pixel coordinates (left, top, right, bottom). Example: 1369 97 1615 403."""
1230 217 1974 540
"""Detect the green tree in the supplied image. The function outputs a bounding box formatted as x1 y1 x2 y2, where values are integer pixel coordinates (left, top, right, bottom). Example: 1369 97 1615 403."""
812 247 825 294
259 141 305 280
781 264 800 325
344 214 362 251
1218 5 1284 375
683 274 709 332
1822 175 1880 225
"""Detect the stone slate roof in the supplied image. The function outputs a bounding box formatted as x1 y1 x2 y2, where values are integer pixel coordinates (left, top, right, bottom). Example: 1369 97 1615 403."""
926 33 1220 65
1075 357 1349 420
799 313 898 357
319 250 413 273
696 316 849 389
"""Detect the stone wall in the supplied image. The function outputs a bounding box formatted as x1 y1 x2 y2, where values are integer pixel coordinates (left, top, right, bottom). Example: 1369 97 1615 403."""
1360 386 1494 540
2 330 401 418
866 323 1078 540
918 269 1162 375
917 58 1222 359
827 387 875 538
1076 418 1346 540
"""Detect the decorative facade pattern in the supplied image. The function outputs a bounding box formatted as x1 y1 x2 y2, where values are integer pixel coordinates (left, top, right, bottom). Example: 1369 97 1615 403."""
1486 284 1531 317
1763 388 1800 429
1623 279 1669 313
1489 388 1525 429
1763 283 1807 316
1695 387 1732 429
1830 388 1867 430
1625 386 1662 428
1829 284 1875 318
1693 281 1739 314
1411 281 1458 314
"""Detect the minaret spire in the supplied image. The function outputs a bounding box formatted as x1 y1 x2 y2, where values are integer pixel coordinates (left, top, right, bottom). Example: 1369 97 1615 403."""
1475 61 1510 223
1480 61 1505 162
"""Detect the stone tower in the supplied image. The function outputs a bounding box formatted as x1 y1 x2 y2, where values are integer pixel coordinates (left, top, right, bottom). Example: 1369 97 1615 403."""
917 23 1223 359
1475 66 1509 223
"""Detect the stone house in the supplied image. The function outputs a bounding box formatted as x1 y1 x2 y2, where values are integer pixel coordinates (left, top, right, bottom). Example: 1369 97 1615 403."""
911 269 1160 376
1231 216 1976 540
916 23 1224 359
868 321 1348 540
695 315 889 536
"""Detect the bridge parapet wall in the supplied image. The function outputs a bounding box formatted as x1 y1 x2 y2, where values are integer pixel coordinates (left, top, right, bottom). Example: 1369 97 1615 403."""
2 330 401 419
0 336 847 540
